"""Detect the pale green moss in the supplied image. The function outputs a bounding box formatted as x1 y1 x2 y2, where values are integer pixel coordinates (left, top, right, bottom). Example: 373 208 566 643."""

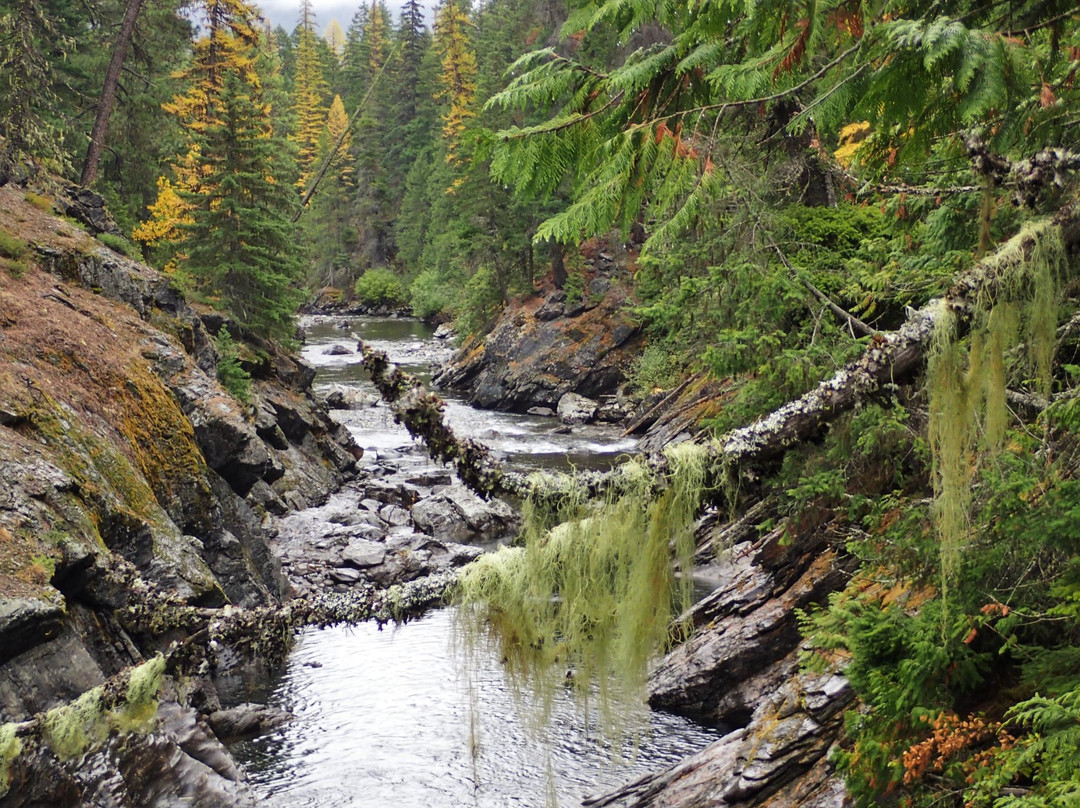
0 723 21 798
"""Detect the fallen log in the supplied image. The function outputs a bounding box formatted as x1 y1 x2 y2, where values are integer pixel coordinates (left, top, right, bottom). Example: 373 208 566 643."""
358 206 1080 501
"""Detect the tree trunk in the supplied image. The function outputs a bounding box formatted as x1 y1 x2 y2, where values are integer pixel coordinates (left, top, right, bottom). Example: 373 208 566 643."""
80 0 145 187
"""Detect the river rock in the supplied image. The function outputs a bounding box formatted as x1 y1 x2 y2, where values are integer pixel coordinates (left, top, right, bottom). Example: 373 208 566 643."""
340 538 387 568
558 392 598 424
325 387 377 410
586 670 852 808
323 344 352 356
434 323 456 339
527 406 556 417
207 703 292 740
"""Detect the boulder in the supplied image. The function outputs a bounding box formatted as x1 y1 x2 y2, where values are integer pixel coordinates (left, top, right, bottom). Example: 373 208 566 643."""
557 392 598 425
323 344 352 356
206 703 291 740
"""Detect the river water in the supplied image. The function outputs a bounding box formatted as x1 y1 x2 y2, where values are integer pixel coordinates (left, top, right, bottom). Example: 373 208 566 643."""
231 316 719 807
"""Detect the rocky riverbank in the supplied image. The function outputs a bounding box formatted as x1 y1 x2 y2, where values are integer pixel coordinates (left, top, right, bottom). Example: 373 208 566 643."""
0 185 386 807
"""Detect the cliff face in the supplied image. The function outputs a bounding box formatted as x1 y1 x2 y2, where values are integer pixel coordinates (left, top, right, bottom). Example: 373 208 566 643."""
433 264 644 413
0 185 360 806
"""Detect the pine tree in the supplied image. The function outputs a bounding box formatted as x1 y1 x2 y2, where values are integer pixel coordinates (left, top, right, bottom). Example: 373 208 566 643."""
323 18 345 57
306 94 356 287
0 0 70 174
348 1 396 270
183 67 302 339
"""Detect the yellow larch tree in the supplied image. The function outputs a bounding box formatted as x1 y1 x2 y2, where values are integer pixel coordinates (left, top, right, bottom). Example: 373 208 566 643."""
432 0 477 168
291 0 330 188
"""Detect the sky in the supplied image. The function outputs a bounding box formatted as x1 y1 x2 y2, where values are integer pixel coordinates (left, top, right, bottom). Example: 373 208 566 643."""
254 1 425 32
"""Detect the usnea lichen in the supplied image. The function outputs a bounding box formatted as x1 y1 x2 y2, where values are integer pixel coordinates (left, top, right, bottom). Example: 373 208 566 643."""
455 441 713 731
0 723 21 798
39 655 166 761
927 220 1066 588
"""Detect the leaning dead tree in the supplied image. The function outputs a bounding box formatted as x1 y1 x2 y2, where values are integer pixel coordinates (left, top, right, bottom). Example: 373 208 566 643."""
359 202 1080 503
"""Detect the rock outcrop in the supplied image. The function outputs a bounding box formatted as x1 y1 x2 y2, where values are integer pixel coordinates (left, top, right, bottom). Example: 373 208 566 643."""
0 185 363 807
433 274 643 413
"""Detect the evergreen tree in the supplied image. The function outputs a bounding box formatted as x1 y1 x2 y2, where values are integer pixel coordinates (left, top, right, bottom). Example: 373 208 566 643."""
183 67 302 339
0 0 69 174
306 94 356 287
339 5 370 110
348 1 396 270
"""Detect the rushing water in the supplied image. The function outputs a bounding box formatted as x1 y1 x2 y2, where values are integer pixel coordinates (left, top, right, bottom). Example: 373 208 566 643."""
231 316 719 806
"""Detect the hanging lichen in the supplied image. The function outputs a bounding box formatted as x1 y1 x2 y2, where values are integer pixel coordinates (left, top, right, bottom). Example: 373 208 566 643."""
454 441 711 733
927 220 1065 587
0 723 21 798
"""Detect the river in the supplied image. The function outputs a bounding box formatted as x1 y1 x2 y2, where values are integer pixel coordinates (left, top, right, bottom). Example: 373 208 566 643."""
230 316 719 807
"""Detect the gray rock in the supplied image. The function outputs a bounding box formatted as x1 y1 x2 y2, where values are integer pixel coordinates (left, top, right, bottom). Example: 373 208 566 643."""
329 567 364 584
557 392 598 425
433 323 456 339
206 703 292 739
527 406 556 417
323 344 352 356
341 539 387 568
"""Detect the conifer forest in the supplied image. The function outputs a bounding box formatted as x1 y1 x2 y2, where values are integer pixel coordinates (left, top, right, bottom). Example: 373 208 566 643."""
2 0 1080 806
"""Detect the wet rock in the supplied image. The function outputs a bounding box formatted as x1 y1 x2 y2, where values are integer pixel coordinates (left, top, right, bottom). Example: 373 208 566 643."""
0 598 65 664
434 323 456 340
558 392 598 425
527 406 556 417
323 344 352 356
325 387 377 410
433 282 642 412
587 671 851 808
648 548 847 725
207 703 292 740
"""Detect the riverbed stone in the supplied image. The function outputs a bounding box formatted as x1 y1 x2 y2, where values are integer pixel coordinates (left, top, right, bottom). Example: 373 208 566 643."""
206 703 292 739
558 392 598 424
341 539 387 568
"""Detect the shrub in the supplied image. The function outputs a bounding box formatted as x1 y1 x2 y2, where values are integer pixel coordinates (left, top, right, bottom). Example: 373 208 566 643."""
0 230 30 277
215 327 252 404
97 232 140 258
354 268 408 308
23 192 53 212
454 265 504 337
409 267 460 319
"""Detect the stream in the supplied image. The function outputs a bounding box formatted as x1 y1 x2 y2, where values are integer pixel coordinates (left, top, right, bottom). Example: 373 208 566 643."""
230 316 719 807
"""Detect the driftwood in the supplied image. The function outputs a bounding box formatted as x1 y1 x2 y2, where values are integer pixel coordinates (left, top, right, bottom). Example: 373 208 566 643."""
358 205 1080 502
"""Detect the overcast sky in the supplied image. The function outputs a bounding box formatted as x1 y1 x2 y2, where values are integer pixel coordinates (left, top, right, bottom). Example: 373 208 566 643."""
254 1 429 32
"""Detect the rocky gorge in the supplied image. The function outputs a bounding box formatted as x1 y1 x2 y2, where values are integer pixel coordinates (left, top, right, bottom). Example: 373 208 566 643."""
0 182 855 808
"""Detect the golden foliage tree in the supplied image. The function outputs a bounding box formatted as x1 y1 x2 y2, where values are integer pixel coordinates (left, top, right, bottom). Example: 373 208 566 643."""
291 0 330 188
432 0 477 167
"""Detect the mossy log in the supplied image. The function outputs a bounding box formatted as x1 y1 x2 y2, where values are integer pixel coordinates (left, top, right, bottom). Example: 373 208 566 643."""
359 205 1080 500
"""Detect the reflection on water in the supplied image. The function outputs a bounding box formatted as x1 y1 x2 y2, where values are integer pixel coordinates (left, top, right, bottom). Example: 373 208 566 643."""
232 610 718 807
